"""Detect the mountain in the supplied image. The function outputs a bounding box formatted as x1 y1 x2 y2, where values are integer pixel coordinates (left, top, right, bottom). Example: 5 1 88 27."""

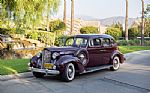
99 16 137 27
75 15 137 27
75 15 99 20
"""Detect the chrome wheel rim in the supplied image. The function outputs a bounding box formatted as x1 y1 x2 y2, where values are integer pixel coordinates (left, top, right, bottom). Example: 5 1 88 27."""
113 57 120 70
67 63 75 80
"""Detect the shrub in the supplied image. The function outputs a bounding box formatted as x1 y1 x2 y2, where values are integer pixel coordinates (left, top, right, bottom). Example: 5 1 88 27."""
37 31 55 46
128 27 140 39
117 40 128 46
80 26 99 34
105 27 122 40
118 39 141 46
49 19 66 32
26 31 38 40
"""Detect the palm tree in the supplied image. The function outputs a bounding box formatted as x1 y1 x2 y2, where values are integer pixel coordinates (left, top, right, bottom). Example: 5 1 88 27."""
70 0 74 35
141 0 145 46
63 0 66 24
125 0 128 41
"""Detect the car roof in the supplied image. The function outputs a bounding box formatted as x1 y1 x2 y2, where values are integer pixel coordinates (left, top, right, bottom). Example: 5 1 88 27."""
72 34 114 39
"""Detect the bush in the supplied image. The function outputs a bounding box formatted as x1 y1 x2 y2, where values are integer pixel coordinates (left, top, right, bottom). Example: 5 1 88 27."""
49 19 66 32
128 27 140 39
117 40 128 46
37 31 55 46
26 31 38 40
105 27 122 40
118 39 141 46
80 26 99 34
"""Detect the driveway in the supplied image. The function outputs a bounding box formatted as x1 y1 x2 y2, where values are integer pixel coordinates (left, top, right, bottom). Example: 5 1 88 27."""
0 50 150 93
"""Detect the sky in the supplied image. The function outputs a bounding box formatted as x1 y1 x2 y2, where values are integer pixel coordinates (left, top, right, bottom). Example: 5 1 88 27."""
55 0 150 19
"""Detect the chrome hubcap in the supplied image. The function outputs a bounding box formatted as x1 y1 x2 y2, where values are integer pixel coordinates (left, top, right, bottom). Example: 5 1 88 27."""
68 66 74 78
113 57 120 69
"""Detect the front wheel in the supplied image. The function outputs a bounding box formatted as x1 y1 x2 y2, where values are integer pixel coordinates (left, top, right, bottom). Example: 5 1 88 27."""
110 56 120 71
61 63 75 82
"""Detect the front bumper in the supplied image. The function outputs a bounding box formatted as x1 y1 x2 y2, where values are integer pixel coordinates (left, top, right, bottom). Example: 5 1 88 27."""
29 67 60 75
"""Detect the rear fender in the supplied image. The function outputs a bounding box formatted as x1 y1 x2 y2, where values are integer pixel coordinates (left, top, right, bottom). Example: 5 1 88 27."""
111 50 125 64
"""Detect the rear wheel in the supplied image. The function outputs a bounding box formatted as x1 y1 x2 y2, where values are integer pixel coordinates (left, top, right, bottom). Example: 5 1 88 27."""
110 56 120 71
33 72 45 78
61 63 75 82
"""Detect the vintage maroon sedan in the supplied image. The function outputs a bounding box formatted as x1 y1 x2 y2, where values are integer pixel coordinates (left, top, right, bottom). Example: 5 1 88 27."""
29 34 125 81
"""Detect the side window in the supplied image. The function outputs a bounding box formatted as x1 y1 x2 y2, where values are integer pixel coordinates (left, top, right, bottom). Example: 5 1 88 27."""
110 39 115 45
102 38 110 47
90 38 101 47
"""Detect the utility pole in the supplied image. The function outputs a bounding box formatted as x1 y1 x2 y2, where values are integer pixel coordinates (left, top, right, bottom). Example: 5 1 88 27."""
125 0 129 41
70 0 74 35
141 0 145 46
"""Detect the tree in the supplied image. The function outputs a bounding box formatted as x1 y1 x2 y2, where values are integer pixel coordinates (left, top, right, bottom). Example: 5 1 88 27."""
141 0 144 46
45 0 60 31
63 0 66 24
80 26 99 34
125 0 129 41
144 4 150 18
70 0 74 35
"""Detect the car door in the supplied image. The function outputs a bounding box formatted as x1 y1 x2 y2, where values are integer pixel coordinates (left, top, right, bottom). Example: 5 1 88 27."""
101 38 115 64
86 38 103 67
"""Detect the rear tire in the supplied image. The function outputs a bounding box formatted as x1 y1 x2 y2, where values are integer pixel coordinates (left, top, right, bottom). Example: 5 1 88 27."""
110 56 120 71
61 63 75 82
33 72 45 78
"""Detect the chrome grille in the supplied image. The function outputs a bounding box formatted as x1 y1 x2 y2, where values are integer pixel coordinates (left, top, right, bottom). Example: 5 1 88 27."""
42 50 51 63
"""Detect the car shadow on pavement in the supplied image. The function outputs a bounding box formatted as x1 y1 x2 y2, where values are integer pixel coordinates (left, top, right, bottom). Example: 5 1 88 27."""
36 68 112 82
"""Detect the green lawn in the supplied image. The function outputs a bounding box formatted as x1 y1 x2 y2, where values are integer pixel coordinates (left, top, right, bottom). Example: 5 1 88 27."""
0 59 29 75
0 46 150 75
119 46 150 54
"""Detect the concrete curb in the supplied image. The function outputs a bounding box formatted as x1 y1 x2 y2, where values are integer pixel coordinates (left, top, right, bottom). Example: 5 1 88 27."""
0 72 33 81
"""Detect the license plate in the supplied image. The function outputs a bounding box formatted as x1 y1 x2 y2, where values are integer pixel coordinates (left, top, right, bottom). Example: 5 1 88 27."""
44 63 53 69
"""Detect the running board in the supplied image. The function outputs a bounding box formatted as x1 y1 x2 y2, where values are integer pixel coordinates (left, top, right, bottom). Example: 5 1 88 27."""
81 65 113 74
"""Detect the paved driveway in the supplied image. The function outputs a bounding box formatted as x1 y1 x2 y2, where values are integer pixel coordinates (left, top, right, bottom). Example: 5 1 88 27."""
0 50 150 93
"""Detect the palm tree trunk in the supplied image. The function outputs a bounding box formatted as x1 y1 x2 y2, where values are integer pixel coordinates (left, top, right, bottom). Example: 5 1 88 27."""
63 0 66 24
125 0 128 41
70 0 74 35
141 0 145 46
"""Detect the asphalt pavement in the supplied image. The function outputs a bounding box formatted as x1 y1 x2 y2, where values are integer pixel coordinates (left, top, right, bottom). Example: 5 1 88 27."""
0 50 150 93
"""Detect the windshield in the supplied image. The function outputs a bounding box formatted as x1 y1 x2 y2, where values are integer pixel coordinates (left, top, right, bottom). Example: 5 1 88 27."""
65 37 88 47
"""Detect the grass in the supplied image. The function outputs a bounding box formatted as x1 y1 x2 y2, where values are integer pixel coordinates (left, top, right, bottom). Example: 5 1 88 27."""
119 46 150 54
0 46 150 75
0 59 29 75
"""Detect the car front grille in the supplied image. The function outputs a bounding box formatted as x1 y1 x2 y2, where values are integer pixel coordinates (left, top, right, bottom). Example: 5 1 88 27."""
42 50 51 64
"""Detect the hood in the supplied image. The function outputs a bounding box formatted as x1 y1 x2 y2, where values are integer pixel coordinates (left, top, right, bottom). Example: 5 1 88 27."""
45 46 79 52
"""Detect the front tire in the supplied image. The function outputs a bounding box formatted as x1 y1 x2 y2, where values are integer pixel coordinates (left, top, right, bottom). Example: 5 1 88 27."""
33 72 45 78
61 63 75 82
110 56 120 71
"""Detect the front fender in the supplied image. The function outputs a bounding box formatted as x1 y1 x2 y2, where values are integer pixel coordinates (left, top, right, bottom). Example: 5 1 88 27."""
56 55 85 73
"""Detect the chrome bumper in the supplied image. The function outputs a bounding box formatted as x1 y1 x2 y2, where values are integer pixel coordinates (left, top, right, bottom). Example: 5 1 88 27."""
29 67 60 75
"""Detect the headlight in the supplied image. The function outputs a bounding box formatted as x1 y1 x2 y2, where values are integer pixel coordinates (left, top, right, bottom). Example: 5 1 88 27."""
52 52 60 59
36 51 42 58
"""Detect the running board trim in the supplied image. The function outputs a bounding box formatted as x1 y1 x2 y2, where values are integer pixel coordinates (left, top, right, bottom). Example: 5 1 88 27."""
80 65 113 74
